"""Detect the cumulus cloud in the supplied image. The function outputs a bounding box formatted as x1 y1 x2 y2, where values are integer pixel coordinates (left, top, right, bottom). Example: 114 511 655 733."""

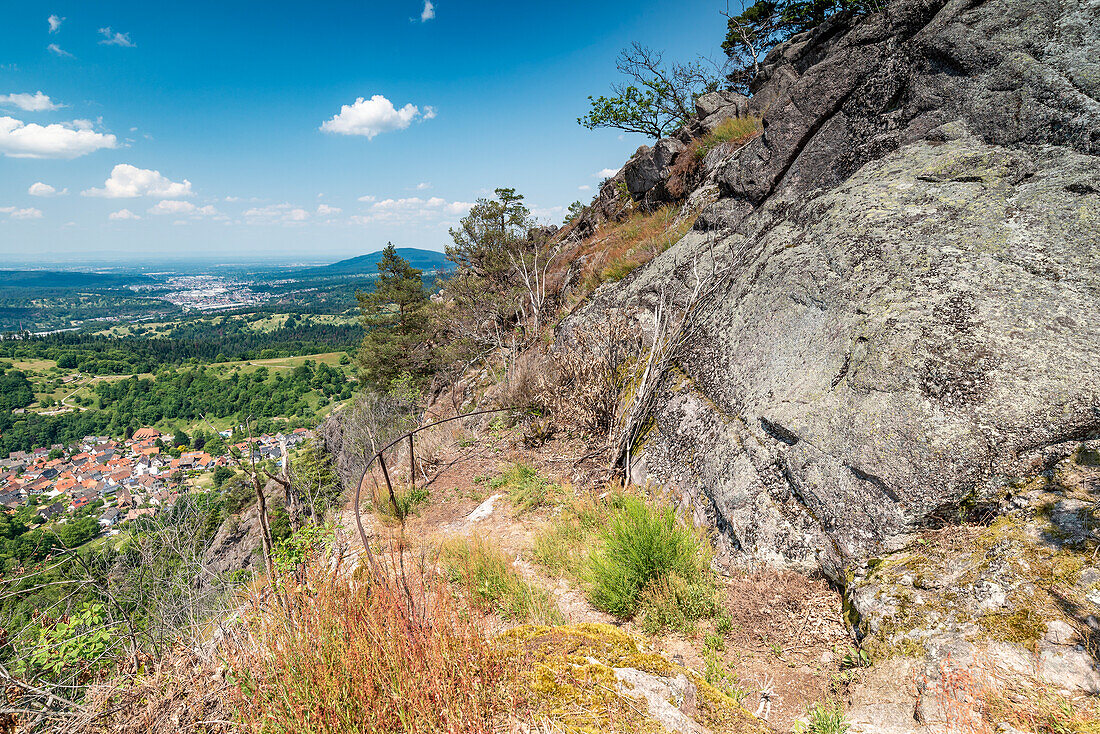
29 182 66 196
83 164 193 198
109 208 140 221
357 194 376 203
0 117 116 158
354 196 472 225
595 167 620 179
0 92 62 112
420 1 436 21
316 204 341 216
416 182 432 190
10 207 43 220
320 95 433 139
578 184 591 191
47 43 73 58
48 14 64 33
98 28 135 47
148 200 195 215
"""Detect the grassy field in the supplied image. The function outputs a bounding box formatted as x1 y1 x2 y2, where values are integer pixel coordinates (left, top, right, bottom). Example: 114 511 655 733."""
93 311 358 338
207 351 349 373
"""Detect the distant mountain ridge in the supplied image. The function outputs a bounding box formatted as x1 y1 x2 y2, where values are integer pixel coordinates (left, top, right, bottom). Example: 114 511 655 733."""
313 248 452 275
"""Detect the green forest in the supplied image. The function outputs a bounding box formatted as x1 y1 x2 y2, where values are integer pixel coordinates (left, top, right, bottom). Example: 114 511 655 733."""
0 360 351 455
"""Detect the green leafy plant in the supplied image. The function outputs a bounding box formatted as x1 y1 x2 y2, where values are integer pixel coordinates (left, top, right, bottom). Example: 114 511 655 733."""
840 646 871 669
273 523 336 574
17 602 116 679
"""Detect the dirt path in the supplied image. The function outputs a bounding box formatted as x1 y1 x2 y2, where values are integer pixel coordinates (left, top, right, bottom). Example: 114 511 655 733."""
339 429 850 730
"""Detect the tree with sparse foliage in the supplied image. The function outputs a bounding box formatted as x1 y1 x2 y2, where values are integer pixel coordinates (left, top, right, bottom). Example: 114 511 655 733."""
440 188 560 359
579 43 724 139
355 243 432 388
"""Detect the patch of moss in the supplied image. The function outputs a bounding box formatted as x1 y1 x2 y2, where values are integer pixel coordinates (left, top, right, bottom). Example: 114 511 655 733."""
497 624 765 734
978 608 1047 651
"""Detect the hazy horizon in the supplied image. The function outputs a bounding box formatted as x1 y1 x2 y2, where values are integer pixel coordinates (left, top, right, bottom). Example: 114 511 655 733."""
1 0 726 260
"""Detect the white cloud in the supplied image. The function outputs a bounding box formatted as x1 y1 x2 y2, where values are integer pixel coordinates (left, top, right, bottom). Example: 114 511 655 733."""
10 207 43 220
149 200 195 215
578 184 591 191
48 15 64 33
0 92 62 112
320 95 432 139
109 208 140 221
148 201 222 219
595 168 620 179
415 182 432 190
355 196 472 225
0 117 116 158
98 28 135 47
83 164 193 198
29 182 67 196
357 194 376 203
243 203 310 224
420 1 435 21
47 43 73 58
0 207 12 213
316 204 341 216
531 205 564 220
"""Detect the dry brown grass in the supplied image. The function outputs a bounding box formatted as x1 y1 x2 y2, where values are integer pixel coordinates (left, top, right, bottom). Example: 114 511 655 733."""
667 116 761 199
227 553 506 734
553 206 696 300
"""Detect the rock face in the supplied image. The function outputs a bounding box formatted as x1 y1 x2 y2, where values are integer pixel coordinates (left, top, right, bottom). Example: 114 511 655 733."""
562 0 1100 574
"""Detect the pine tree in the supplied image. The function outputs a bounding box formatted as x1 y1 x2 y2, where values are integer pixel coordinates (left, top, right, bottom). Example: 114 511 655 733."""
355 243 432 387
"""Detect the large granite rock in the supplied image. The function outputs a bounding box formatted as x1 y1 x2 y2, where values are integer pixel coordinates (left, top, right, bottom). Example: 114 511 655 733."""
560 0 1100 574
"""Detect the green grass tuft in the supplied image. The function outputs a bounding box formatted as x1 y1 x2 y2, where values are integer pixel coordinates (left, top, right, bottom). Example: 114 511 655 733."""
798 701 850 734
490 463 558 513
442 536 564 625
586 495 709 619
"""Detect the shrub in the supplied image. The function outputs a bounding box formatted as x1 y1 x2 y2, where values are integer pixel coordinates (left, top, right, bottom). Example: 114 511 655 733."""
586 495 708 618
442 536 563 625
229 557 502 734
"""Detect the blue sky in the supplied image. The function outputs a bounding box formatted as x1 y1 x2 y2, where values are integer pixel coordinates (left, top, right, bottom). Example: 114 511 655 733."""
0 1 730 265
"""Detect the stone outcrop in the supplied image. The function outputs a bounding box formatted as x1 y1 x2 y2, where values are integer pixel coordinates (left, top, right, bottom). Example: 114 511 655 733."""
562 0 1100 575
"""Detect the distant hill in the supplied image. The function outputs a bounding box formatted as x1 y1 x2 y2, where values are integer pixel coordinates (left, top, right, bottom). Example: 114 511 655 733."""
312 248 452 275
0 270 141 294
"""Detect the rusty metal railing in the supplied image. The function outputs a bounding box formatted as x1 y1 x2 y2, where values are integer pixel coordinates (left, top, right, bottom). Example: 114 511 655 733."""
353 406 526 552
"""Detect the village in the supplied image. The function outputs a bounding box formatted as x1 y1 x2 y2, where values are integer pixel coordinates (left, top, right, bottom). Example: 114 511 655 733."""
0 425 311 535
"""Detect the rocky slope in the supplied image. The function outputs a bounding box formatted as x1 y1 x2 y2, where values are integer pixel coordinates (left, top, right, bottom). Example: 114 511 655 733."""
566 0 1099 573
557 0 1100 708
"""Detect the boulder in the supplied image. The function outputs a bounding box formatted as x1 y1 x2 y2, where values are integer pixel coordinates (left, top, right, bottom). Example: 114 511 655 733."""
623 138 685 204
694 90 750 119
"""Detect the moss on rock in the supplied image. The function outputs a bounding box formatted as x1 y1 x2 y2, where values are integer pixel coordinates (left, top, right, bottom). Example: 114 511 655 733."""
497 623 767 733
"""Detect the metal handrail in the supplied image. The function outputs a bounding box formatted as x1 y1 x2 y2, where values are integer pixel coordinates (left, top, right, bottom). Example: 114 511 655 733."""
353 406 527 552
